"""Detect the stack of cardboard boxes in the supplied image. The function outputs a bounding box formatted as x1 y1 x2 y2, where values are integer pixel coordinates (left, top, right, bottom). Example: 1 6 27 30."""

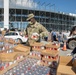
28 42 45 59
40 44 60 67
0 36 30 75
28 42 60 68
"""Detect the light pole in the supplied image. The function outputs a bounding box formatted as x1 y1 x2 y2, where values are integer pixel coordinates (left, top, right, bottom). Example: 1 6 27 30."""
41 2 45 10
45 3 50 11
37 1 40 10
49 4 55 12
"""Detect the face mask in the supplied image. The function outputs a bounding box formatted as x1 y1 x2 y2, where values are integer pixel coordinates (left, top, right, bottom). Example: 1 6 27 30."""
28 21 33 25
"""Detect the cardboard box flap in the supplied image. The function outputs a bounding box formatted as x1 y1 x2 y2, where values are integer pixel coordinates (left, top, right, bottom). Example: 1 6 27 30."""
57 65 76 75
45 44 59 48
30 42 44 46
59 56 73 66
0 52 18 59
13 44 30 52
0 52 18 62
41 50 59 57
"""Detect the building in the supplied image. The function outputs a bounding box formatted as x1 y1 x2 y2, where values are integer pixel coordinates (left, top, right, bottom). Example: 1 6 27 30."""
0 0 76 31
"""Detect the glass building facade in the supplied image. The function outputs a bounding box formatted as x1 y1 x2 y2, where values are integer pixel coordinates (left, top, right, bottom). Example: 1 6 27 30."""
0 0 76 31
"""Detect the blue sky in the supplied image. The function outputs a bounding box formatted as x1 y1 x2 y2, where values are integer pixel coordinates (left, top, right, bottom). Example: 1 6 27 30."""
0 0 75 14
35 0 76 14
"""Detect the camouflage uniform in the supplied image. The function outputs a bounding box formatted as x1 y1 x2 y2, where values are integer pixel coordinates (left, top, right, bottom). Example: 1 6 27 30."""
24 21 48 44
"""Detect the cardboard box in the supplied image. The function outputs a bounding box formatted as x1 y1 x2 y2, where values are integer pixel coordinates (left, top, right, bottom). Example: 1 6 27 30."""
0 52 18 62
41 50 59 57
37 60 52 67
4 38 9 43
30 42 44 46
42 55 59 62
16 58 25 63
8 38 15 44
13 44 30 52
72 59 76 67
16 51 30 57
2 31 6 35
57 65 76 75
45 44 60 49
0 62 18 75
30 42 45 51
59 56 72 66
32 48 44 52
0 68 7 75
57 56 76 75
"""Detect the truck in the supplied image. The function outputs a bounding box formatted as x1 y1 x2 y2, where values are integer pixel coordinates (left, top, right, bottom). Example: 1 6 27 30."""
67 35 76 50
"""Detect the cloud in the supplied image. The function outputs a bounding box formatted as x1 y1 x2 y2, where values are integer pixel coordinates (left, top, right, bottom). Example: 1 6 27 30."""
9 0 38 9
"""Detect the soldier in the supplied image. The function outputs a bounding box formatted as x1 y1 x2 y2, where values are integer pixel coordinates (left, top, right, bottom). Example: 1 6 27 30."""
24 13 48 45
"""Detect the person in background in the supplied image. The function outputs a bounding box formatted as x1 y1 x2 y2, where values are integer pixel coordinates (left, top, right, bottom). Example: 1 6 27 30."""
52 30 58 42
69 26 76 36
0 28 2 34
48 29 53 42
57 32 63 43
24 13 48 45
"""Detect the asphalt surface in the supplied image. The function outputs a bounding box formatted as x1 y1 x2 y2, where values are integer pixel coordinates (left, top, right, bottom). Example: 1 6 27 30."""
59 48 72 56
59 42 73 56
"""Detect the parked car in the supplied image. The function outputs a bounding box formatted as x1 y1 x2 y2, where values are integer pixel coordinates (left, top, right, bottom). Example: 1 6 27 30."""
4 31 28 43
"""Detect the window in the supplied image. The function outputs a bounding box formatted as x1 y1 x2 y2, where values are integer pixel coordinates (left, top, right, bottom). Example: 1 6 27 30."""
4 32 11 36
16 33 18 35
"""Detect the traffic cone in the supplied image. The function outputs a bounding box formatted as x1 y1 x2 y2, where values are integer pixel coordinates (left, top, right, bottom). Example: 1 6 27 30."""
62 42 67 51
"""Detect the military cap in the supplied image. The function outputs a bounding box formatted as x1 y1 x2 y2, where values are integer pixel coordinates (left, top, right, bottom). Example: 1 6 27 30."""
27 13 34 21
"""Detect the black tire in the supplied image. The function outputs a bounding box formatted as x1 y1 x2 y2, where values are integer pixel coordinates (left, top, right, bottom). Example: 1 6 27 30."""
68 40 76 50
17 38 22 43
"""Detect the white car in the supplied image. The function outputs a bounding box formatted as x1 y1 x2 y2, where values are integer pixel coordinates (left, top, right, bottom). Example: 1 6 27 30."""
4 32 28 43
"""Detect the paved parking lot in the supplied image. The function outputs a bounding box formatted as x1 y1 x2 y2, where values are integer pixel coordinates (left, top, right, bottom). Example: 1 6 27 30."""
59 48 72 56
